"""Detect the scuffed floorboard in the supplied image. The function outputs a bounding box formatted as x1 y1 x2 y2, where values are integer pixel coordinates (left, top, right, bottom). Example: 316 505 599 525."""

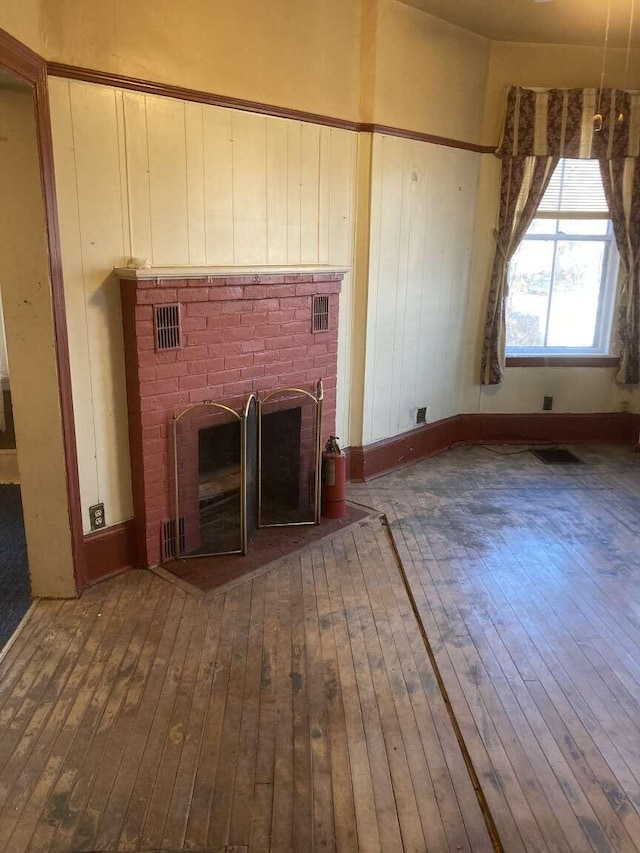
0 517 490 852
352 443 640 852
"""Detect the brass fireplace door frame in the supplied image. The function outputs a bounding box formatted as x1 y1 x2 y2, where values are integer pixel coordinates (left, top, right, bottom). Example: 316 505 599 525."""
257 380 323 529
171 380 323 559
172 397 256 559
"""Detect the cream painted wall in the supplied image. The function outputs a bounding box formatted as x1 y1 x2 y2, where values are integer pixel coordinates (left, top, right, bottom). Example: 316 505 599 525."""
476 368 630 414
362 134 481 444
49 77 357 533
42 0 362 123
354 0 491 446
348 133 374 445
0 86 76 597
2 0 490 137
0 0 43 54
482 43 640 146
373 0 490 143
359 0 380 124
462 42 640 416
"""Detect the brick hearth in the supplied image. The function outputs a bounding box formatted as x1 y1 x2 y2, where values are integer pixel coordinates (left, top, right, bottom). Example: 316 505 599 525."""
117 266 346 568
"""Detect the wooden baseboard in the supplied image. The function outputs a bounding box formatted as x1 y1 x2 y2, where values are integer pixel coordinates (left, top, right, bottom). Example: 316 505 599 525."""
81 411 638 581
457 411 635 445
348 417 460 481
348 411 636 481
83 519 137 584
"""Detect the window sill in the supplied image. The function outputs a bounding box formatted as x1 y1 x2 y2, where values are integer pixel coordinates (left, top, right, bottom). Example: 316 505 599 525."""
506 355 619 368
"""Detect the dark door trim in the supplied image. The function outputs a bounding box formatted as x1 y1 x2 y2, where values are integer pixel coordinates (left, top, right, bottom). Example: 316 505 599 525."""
0 27 87 592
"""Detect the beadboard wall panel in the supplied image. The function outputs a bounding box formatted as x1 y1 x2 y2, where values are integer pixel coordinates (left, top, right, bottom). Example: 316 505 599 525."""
362 133 481 445
49 77 357 534
49 80 133 535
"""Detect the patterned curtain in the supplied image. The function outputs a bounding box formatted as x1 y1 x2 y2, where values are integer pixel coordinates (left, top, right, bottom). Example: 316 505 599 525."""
480 156 557 385
601 159 640 384
481 86 640 386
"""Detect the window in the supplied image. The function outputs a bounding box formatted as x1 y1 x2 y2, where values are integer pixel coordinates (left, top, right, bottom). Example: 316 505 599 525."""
506 159 618 356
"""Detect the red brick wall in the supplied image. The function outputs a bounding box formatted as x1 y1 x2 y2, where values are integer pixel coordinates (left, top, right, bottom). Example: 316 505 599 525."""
120 271 343 567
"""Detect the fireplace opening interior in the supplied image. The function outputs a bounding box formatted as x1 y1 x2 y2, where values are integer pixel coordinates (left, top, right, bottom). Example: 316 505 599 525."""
176 399 317 558
197 419 242 555
260 406 306 526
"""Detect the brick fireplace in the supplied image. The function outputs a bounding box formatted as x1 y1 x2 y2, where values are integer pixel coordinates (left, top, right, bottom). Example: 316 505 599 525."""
117 266 346 568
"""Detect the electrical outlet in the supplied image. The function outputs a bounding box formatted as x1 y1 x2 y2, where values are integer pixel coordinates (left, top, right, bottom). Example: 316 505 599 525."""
89 503 106 531
543 396 553 411
416 406 427 425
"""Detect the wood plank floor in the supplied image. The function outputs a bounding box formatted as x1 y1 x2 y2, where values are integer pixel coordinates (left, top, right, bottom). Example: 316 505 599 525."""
351 442 640 853
4 442 640 851
0 518 491 852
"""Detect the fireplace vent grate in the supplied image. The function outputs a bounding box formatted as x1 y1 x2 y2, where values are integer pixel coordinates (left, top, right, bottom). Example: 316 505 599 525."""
155 303 182 350
312 295 330 332
162 517 185 561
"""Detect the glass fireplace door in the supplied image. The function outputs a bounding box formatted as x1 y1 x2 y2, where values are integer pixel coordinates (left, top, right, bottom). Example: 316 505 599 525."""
170 382 323 561
258 381 323 527
173 401 245 557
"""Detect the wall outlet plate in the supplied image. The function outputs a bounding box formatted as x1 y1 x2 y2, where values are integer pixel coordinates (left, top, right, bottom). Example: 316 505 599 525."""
543 396 553 411
416 406 428 425
89 503 106 531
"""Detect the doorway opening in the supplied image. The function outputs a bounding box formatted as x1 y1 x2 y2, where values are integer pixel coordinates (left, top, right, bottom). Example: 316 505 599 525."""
0 53 82 644
0 284 30 649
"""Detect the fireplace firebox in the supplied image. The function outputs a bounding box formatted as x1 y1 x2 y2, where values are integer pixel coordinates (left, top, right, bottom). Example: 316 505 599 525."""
260 407 301 522
172 384 323 559
117 264 346 569
197 418 242 554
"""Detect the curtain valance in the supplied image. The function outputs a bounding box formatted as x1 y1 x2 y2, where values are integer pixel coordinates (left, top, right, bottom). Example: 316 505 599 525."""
497 87 640 159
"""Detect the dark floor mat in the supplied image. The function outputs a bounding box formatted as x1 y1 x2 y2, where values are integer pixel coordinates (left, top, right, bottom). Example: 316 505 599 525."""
0 484 31 649
531 447 584 465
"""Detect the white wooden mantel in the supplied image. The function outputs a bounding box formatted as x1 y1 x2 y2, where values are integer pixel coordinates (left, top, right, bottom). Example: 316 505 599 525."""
114 264 350 281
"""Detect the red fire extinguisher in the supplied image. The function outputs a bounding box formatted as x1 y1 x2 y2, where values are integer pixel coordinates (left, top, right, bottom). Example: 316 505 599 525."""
322 436 346 519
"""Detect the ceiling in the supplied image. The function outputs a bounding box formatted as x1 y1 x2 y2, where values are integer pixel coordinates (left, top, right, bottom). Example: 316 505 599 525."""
398 0 640 47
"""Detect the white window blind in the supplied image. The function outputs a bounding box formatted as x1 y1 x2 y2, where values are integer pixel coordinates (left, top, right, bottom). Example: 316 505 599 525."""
538 159 609 214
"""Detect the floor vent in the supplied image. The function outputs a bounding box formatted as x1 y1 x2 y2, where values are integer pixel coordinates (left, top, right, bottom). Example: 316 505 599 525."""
154 303 182 350
162 517 185 560
531 448 584 465
312 295 330 332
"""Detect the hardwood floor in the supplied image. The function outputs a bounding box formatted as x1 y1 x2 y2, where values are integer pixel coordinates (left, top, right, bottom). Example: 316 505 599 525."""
352 442 640 852
2 442 639 851
0 518 490 852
